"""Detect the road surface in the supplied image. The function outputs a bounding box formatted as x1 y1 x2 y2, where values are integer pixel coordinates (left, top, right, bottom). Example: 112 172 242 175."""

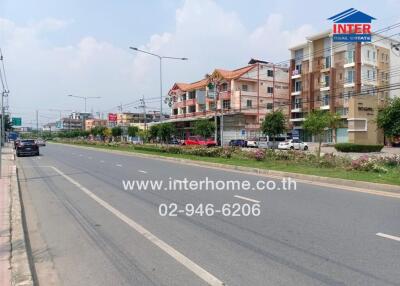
17 143 400 286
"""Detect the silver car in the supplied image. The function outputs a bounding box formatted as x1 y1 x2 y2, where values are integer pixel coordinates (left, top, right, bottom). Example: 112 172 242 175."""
278 139 308 150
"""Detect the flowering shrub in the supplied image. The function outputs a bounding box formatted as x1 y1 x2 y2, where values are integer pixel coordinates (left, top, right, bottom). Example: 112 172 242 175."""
250 149 266 161
349 156 388 173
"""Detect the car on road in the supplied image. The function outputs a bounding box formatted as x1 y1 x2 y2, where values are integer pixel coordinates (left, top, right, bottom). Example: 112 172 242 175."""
16 139 40 157
228 139 247 147
183 136 217 147
278 139 308 150
35 138 46 146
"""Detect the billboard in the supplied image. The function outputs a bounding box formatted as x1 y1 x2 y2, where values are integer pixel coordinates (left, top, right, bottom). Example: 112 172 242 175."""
108 113 117 122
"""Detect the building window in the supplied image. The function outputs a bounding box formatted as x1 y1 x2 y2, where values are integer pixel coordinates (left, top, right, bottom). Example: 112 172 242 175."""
266 103 273 109
367 50 370 59
246 100 252 107
209 102 215 111
267 86 274 93
223 100 231 110
373 51 376 60
242 84 248 91
221 82 228 91
267 70 274 77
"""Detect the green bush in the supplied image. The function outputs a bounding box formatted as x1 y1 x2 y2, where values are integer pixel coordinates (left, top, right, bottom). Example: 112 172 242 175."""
334 143 384 153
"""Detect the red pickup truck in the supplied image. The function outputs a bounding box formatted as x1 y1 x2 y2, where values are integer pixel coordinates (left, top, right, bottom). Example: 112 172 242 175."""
183 136 217 147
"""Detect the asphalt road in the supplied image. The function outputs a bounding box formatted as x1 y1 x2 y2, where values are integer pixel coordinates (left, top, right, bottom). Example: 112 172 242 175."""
17 143 400 286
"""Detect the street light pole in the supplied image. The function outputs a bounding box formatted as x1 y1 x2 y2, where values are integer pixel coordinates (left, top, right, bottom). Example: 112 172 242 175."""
129 47 188 122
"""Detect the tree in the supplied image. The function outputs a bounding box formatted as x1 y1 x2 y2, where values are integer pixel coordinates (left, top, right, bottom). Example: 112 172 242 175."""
102 127 112 139
327 112 342 143
127 126 139 137
149 125 160 142
193 119 215 138
377 97 400 142
303 110 330 159
261 111 286 145
157 123 175 143
111 126 122 138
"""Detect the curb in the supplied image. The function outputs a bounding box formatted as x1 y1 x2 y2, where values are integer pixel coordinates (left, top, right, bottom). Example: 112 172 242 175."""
10 164 34 286
53 142 400 193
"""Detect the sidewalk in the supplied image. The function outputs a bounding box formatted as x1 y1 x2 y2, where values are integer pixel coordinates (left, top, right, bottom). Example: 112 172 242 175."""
0 144 33 286
0 146 14 286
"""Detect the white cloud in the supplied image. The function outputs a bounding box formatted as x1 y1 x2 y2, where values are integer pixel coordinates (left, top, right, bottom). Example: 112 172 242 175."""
2 0 316 124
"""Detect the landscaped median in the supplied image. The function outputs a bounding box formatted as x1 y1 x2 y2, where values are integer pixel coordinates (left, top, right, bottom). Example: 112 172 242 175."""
52 139 400 186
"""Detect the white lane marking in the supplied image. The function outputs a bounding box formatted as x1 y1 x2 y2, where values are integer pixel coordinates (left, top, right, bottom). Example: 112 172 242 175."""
234 195 260 203
51 166 224 286
116 164 122 167
376 232 400 242
79 154 83 157
37 157 41 160
138 170 147 174
100 160 105 163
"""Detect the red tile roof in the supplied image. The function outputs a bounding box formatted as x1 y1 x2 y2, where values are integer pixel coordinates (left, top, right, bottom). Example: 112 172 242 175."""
169 64 256 95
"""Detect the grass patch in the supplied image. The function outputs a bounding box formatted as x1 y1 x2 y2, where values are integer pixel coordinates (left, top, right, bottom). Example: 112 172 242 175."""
52 141 400 186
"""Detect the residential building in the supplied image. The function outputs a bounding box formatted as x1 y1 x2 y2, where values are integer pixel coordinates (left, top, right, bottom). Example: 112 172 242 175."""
167 59 289 143
84 119 108 131
289 31 400 144
56 118 84 130
114 111 168 127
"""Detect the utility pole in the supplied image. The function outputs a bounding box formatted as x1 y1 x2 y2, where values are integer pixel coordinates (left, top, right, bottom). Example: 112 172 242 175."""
220 105 224 146
36 110 39 138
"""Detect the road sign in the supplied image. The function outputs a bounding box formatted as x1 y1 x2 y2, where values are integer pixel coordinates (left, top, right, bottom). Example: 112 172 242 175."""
12 117 22 126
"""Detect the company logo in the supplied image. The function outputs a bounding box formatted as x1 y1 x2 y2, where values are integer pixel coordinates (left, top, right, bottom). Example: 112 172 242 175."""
328 8 376 42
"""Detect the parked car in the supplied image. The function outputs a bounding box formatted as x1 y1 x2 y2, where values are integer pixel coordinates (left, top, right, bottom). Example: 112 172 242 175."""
258 136 288 149
35 138 46 146
183 136 217 147
16 139 40 157
169 138 181 145
278 139 308 151
228 139 247 147
246 138 258 148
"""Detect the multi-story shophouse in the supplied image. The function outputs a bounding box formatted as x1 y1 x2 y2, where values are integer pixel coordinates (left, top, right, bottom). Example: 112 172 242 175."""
289 31 400 144
168 59 289 143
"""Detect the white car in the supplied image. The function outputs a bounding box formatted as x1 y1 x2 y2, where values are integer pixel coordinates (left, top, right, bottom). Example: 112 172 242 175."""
278 139 308 150
246 138 258 148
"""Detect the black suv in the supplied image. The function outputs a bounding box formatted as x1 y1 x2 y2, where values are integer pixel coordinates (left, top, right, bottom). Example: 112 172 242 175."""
16 139 40 157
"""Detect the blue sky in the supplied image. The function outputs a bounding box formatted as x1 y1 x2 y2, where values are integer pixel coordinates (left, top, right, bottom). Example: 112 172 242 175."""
1 0 399 125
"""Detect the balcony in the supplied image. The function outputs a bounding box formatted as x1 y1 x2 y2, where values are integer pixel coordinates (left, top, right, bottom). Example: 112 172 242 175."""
186 98 196 105
291 69 301 79
219 91 231 100
290 117 305 122
344 78 355 88
321 56 331 72
320 96 330 110
344 51 356 68
291 102 302 113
